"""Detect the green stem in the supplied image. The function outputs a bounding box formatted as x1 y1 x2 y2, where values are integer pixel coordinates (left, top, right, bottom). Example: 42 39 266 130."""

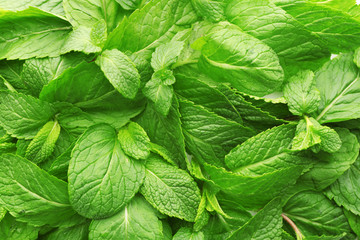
171 59 198 69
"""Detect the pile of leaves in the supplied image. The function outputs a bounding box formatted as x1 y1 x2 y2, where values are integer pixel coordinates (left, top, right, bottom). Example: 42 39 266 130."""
1 0 360 239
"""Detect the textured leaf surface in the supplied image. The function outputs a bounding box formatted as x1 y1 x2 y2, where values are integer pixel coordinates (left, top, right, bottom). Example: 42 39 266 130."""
0 154 82 227
140 154 201 221
284 191 351 237
0 8 72 60
68 124 145 219
228 198 282 240
0 91 55 139
199 22 284 96
151 41 185 71
89 196 163 240
0 0 65 16
173 227 204 240
42 221 90 240
0 213 39 240
25 120 61 164
180 99 255 167
118 122 150 160
96 49 140 99
315 53 360 123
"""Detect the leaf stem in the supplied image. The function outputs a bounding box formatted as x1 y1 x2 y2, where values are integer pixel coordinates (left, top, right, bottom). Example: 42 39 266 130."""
171 59 198 69
281 213 304 240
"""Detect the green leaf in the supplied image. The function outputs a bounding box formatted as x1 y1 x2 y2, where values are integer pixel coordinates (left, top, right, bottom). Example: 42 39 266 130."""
68 124 145 219
325 156 360 215
116 0 141 10
291 117 341 152
89 196 163 240
96 49 140 99
225 124 309 175
41 221 90 240
225 0 330 76
0 8 72 60
0 60 24 92
0 213 39 240
173 227 204 240
143 71 174 116
0 91 55 139
151 41 185 71
63 0 122 32
191 0 225 22
315 53 360 123
273 0 360 53
344 210 360 237
199 22 284 97
21 53 86 97
283 191 351 237
299 128 359 190
25 120 61 164
179 99 255 167
0 0 65 17
0 154 83 227
227 198 282 240
118 122 150 160
284 70 320 116
194 191 210 232
140 153 201 221
105 0 198 58
136 98 187 168
39 62 114 105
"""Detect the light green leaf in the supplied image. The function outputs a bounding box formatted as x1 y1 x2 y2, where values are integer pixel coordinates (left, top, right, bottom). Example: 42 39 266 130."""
25 120 61 164
0 60 24 92
326 156 360 215
143 72 174 116
105 0 198 58
68 124 145 219
273 0 360 53
316 53 360 123
63 0 121 32
173 227 204 240
0 213 39 240
225 0 329 76
284 70 320 116
39 62 114 105
0 8 72 60
140 154 201 221
89 196 163 240
225 124 309 175
0 154 83 227
136 98 187 168
194 192 210 232
41 221 89 240
0 91 55 139
291 117 341 152
284 191 351 237
151 41 185 71
96 49 140 99
60 26 102 54
116 0 141 10
191 0 225 22
118 122 150 160
228 198 282 240
21 53 86 97
199 22 284 97
0 0 65 17
179 99 255 167
299 128 359 190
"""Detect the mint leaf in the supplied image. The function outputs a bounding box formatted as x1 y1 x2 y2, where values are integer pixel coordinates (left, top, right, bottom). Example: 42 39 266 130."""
41 221 89 240
0 91 55 139
284 70 320 116
0 213 39 240
140 154 201 221
0 0 65 17
316 53 360 123
118 122 150 160
0 154 83 227
68 124 145 219
173 227 204 240
284 191 351 237
89 196 163 240
199 22 284 96
0 8 72 60
25 120 61 164
151 41 185 71
191 0 225 22
96 49 140 99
